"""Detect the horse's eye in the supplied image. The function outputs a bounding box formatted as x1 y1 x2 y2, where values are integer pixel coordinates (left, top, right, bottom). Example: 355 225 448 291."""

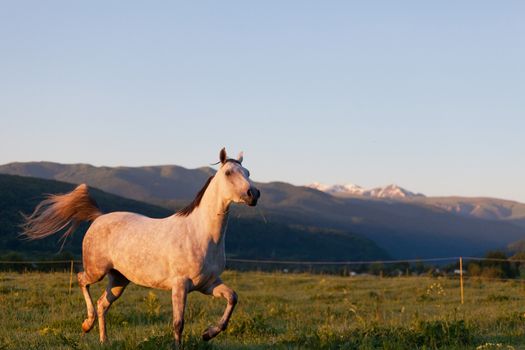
225 170 232 176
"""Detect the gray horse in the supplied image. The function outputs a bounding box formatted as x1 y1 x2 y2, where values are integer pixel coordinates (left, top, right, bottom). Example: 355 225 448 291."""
22 148 260 346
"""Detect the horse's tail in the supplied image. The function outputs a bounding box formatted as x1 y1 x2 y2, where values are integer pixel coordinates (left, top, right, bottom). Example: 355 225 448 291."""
20 184 102 245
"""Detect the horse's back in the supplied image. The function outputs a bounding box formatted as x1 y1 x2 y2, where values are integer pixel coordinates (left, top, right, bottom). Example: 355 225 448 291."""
84 212 161 244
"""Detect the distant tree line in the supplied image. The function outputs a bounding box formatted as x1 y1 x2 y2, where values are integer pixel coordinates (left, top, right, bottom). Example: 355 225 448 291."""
0 250 77 272
465 251 524 279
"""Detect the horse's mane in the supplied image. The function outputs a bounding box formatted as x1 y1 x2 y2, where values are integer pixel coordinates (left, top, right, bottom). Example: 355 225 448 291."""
176 176 214 217
176 159 240 217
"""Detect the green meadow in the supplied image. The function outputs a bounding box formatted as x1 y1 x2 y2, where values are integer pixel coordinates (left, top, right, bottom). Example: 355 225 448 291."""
1 271 524 350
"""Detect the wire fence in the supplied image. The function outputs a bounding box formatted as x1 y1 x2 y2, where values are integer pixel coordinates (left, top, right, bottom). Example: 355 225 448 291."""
1 255 524 303
0 255 523 275
226 256 462 265
1 255 524 266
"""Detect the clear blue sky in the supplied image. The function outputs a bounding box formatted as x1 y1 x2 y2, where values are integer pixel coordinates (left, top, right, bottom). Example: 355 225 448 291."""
1 1 524 201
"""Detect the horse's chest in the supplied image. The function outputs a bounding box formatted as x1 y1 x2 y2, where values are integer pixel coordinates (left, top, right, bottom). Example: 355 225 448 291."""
189 252 225 291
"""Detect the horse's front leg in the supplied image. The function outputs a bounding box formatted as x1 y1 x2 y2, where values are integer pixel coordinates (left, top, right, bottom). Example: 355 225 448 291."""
202 279 238 341
171 281 188 347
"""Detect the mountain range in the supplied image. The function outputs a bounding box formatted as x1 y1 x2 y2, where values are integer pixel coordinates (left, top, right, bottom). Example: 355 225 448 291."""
0 174 387 261
310 182 525 227
1 161 525 259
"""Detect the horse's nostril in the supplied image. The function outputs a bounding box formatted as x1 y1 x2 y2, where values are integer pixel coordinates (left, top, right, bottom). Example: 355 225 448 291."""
246 188 260 200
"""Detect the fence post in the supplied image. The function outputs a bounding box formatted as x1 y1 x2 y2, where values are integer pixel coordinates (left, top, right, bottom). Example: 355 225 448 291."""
459 257 464 304
69 260 74 295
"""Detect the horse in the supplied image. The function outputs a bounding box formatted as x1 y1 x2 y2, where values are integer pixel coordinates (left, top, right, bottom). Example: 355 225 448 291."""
21 148 261 347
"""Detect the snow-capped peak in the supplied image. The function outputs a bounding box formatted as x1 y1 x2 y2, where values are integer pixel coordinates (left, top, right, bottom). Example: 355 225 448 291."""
307 182 425 200
308 182 365 196
308 182 334 192
367 184 424 199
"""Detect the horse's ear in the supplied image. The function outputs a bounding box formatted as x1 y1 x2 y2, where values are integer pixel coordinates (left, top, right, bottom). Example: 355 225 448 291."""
219 148 227 164
237 151 244 164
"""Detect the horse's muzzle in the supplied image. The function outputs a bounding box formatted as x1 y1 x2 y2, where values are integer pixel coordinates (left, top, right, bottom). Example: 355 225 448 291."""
244 187 260 206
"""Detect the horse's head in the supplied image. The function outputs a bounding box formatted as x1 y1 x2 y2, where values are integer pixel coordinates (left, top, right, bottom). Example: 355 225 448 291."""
216 148 260 207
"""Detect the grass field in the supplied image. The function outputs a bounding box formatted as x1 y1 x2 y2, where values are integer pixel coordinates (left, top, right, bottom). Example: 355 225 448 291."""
1 271 525 349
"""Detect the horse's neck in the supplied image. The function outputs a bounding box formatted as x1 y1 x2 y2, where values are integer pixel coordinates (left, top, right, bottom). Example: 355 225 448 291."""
190 181 230 244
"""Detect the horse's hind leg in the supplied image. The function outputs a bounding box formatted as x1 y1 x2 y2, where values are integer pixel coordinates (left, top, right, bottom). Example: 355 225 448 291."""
97 269 129 343
78 271 106 334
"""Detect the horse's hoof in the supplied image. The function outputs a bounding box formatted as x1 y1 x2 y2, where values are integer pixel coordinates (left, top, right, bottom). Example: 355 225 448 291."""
81 319 95 333
202 326 221 341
